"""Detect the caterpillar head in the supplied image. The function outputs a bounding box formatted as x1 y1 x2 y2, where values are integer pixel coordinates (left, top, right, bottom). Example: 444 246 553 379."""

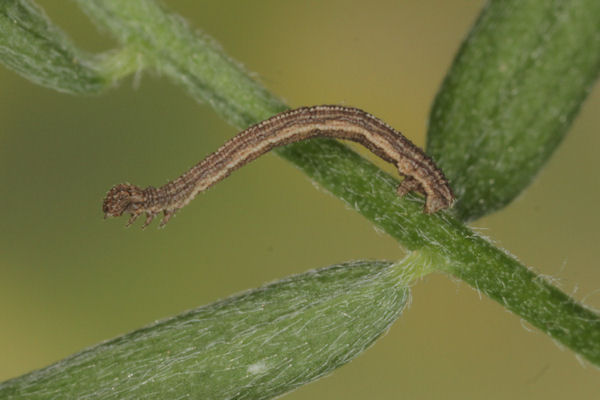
102 183 145 218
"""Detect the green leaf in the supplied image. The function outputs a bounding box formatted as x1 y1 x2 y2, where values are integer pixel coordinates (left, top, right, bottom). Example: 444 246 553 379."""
0 259 412 399
0 0 108 93
427 0 600 221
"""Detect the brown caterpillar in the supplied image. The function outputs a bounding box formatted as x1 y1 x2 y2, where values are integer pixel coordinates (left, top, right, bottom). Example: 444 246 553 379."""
103 105 454 228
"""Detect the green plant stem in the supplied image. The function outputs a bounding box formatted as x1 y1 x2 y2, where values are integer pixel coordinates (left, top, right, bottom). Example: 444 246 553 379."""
75 0 285 127
440 252 600 364
279 140 600 364
73 0 600 364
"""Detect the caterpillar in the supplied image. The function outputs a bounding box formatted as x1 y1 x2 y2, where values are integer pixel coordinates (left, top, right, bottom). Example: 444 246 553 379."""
102 105 454 228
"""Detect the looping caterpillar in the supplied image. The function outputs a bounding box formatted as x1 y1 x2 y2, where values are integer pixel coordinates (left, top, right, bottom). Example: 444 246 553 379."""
102 105 455 228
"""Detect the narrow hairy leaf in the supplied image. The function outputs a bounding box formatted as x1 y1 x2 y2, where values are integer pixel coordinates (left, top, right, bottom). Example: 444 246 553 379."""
73 0 600 365
427 0 600 221
0 0 107 93
0 260 411 399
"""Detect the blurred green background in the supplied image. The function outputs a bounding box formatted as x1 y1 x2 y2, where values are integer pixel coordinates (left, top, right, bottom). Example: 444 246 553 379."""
1 0 599 398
